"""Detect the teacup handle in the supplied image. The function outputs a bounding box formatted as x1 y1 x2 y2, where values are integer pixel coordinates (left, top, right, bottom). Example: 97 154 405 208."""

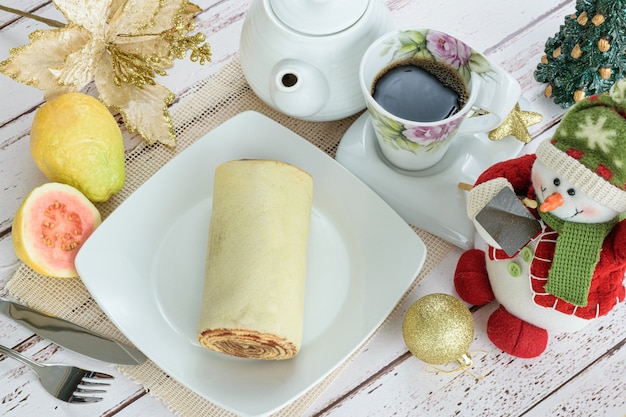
456 67 521 136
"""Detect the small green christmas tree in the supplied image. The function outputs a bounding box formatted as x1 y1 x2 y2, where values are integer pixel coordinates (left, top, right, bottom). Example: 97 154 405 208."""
535 0 626 108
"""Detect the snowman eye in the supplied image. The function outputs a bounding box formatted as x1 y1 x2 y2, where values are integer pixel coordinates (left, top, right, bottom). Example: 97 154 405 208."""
553 178 561 186
567 188 576 196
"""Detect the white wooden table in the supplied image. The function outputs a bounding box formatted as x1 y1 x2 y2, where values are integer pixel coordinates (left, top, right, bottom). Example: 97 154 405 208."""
1 1 625 416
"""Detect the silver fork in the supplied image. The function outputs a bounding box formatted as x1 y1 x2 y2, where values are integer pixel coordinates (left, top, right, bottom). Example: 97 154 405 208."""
0 344 114 403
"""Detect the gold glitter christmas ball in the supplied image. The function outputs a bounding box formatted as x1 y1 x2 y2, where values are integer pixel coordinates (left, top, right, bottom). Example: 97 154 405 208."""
402 293 474 365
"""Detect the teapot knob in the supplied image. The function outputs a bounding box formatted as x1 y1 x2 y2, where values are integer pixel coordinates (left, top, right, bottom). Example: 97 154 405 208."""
269 59 330 118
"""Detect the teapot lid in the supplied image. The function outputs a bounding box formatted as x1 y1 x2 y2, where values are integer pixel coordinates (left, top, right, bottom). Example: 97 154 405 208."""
270 0 369 35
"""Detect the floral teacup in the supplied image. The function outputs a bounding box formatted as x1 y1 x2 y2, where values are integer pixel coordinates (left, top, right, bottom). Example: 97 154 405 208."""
360 29 521 171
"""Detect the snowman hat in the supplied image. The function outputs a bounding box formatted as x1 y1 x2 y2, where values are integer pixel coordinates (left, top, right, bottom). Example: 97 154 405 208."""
536 79 626 213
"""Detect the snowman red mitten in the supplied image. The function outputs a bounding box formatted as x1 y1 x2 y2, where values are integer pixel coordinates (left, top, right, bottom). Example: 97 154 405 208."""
454 80 626 358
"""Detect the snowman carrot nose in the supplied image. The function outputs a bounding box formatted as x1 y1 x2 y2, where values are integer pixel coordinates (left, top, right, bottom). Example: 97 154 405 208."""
539 192 564 212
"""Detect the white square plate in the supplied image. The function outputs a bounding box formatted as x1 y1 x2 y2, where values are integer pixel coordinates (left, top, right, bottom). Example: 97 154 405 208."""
76 111 426 417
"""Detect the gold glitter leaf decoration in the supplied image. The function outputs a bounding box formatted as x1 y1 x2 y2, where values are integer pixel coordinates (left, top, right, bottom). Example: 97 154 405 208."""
11 27 89 96
0 0 212 146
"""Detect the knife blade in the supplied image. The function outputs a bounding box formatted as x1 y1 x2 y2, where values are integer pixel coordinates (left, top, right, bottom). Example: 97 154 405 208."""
0 298 147 365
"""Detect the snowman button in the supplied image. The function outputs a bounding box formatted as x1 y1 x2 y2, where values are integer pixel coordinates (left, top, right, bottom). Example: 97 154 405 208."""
508 261 522 277
521 246 533 263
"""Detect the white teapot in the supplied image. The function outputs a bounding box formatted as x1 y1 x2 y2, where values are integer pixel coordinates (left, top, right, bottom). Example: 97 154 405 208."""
239 0 394 121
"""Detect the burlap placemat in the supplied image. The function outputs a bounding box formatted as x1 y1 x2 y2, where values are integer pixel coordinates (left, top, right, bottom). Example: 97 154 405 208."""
6 56 453 416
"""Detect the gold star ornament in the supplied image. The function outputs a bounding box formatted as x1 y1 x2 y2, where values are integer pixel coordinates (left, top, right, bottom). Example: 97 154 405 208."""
0 0 212 146
488 103 543 143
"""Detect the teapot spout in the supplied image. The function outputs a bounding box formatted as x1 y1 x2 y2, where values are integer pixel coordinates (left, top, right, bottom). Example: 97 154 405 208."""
269 59 330 118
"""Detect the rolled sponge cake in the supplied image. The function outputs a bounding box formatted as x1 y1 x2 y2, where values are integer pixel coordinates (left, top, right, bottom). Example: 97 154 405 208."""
197 159 313 360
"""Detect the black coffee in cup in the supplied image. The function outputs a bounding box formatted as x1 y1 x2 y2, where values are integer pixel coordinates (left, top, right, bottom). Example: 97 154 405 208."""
372 58 469 122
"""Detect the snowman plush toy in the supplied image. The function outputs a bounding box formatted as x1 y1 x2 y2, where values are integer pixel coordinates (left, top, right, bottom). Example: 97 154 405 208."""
454 80 626 358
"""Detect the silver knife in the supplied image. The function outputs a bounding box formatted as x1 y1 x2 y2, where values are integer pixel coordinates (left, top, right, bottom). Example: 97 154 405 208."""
0 298 147 365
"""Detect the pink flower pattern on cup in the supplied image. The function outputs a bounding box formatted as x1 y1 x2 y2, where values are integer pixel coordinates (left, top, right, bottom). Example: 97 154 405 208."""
426 31 472 70
403 118 462 146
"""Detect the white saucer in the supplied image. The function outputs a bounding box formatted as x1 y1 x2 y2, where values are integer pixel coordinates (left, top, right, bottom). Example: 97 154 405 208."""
336 111 525 249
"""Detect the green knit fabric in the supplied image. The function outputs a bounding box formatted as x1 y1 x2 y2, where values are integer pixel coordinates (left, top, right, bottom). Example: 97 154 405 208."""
551 102 626 190
538 211 616 306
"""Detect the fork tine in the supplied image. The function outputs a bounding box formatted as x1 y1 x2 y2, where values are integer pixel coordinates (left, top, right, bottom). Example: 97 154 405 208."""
83 370 115 379
69 395 103 403
75 386 107 394
80 379 111 387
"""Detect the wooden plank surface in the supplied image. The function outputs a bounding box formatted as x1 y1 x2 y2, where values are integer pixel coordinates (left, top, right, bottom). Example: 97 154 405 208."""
1 0 625 416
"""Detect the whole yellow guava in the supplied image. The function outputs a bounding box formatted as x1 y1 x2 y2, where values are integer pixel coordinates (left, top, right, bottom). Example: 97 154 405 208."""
30 93 125 202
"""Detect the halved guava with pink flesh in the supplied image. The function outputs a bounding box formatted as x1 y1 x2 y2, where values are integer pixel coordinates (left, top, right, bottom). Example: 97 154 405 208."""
12 182 102 278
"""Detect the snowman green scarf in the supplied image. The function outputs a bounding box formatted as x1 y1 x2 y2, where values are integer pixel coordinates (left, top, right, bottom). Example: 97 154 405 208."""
538 210 617 307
